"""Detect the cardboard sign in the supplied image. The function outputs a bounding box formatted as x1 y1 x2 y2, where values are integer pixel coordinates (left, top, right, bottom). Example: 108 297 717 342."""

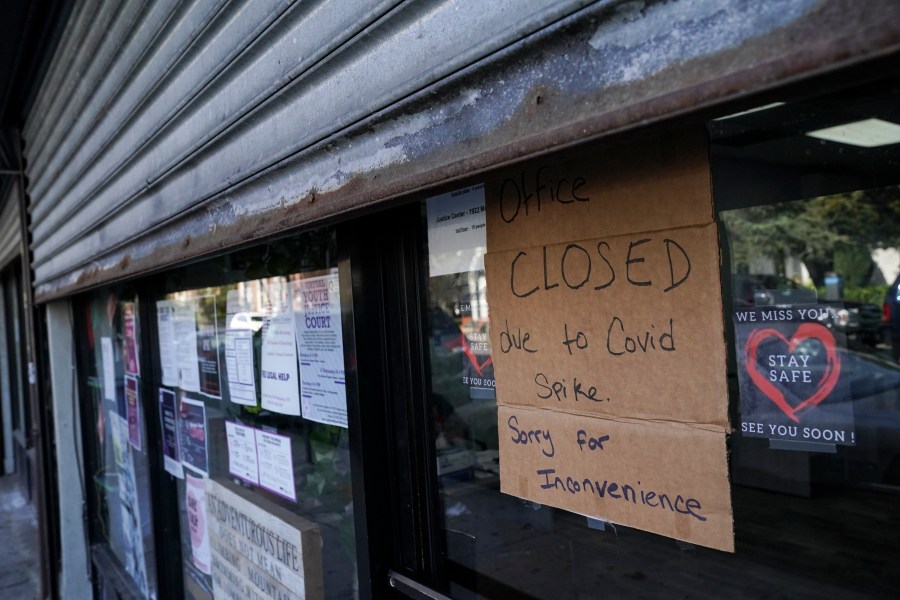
735 305 854 447
500 405 732 551
206 478 324 600
485 130 712 253
484 222 727 426
485 130 734 551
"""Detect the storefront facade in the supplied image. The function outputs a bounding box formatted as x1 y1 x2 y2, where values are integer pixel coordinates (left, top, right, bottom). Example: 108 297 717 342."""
4 1 900 598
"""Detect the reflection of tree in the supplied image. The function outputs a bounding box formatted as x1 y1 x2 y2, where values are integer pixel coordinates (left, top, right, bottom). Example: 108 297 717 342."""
722 187 900 286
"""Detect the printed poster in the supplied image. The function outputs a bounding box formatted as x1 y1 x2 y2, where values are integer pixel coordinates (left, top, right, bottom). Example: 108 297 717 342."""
185 471 212 575
256 430 296 501
225 421 259 485
159 388 184 478
114 413 150 596
458 298 494 400
174 299 202 393
125 375 141 451
156 300 179 387
224 289 258 406
123 302 140 376
179 397 209 475
735 305 854 447
101 336 116 402
261 281 301 416
197 296 222 399
426 184 487 277
294 271 348 427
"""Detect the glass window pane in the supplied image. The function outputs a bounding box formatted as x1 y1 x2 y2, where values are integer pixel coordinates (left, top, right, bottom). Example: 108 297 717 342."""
79 288 158 598
424 104 900 597
151 229 358 600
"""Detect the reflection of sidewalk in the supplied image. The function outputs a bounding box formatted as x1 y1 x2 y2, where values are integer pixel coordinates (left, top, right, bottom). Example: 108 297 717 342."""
0 475 39 599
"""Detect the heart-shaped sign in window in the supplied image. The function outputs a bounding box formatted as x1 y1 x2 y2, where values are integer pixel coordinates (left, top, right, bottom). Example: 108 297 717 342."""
742 323 840 423
461 331 493 376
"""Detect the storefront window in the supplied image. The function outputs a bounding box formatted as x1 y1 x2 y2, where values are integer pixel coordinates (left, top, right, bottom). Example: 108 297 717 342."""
422 84 900 598
77 287 158 598
151 229 357 600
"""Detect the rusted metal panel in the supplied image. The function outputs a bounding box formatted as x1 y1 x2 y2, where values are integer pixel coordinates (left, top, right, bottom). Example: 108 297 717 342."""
30 0 900 301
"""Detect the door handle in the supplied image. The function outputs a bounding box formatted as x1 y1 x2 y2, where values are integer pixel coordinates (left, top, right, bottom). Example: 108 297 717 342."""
388 570 453 600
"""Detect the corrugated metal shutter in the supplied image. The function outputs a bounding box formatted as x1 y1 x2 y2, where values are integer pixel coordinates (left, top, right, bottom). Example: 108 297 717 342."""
0 188 21 271
24 0 598 297
22 0 900 299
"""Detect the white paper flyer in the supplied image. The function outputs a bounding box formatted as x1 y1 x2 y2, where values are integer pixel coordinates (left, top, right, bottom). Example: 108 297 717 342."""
156 300 179 387
101 336 116 402
260 281 301 416
426 184 487 277
174 299 201 393
293 271 348 427
224 290 258 406
225 421 259 485
256 429 296 502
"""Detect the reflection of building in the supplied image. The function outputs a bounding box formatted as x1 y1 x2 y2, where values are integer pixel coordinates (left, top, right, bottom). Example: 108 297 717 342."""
740 246 900 288
1 1 900 598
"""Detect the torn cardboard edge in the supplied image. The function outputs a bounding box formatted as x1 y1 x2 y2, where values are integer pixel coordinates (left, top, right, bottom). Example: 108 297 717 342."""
497 402 731 436
484 220 720 258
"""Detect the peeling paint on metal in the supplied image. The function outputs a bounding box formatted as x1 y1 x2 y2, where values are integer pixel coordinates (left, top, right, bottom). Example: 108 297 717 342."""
588 0 821 84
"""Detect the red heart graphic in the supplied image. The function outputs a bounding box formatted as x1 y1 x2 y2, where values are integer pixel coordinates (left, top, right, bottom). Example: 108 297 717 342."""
743 323 840 423
461 332 493 376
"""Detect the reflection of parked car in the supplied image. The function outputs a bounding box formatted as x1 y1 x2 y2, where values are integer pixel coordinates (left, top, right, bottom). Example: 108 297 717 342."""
229 311 265 331
884 274 900 361
732 274 812 306
732 274 881 344
813 347 900 486
818 300 883 345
